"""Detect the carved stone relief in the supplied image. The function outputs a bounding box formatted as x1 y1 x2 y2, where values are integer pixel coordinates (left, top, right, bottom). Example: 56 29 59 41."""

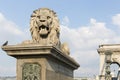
22 63 41 80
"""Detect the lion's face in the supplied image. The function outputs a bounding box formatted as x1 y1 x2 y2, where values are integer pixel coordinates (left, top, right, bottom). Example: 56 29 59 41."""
37 10 53 37
30 8 60 45
31 9 53 37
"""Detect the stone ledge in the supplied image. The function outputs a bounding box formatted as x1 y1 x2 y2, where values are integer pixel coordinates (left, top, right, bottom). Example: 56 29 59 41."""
98 44 120 54
98 48 120 53
2 44 80 69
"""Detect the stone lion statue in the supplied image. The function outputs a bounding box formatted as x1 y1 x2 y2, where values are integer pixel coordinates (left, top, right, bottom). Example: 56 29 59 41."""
22 8 70 55
30 8 60 46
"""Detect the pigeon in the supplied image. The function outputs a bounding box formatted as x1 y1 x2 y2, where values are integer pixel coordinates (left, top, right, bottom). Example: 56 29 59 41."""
2 41 8 46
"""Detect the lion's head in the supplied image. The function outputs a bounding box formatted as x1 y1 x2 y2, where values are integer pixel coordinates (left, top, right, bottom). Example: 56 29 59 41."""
21 8 70 55
30 8 60 45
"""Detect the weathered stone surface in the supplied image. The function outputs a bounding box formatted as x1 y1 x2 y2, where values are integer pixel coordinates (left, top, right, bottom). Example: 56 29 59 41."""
2 44 79 80
22 63 41 80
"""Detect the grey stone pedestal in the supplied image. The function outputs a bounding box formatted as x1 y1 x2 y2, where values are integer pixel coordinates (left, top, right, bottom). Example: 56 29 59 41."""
2 44 79 80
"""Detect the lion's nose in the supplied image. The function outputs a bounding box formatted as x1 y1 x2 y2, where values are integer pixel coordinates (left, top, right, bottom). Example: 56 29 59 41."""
40 20 46 22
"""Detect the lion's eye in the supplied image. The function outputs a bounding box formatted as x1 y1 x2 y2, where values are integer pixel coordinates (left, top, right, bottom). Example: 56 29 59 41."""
47 16 51 19
37 16 40 18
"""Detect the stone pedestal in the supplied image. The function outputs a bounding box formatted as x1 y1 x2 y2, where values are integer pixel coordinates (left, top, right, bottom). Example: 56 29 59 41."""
2 44 79 80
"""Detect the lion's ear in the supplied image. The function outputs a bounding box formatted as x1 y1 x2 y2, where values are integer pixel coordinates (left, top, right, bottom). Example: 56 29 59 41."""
31 10 38 18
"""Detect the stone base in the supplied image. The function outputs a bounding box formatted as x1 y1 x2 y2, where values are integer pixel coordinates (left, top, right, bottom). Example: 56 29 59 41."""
2 44 79 80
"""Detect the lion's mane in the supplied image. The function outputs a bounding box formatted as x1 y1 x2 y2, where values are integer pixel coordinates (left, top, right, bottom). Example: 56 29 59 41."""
21 8 70 55
30 8 60 46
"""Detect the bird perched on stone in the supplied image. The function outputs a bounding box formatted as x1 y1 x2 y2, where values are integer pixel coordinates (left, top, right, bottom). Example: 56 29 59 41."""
2 41 8 46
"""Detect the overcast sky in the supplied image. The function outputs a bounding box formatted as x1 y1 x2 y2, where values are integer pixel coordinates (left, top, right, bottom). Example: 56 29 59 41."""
1 0 120 77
